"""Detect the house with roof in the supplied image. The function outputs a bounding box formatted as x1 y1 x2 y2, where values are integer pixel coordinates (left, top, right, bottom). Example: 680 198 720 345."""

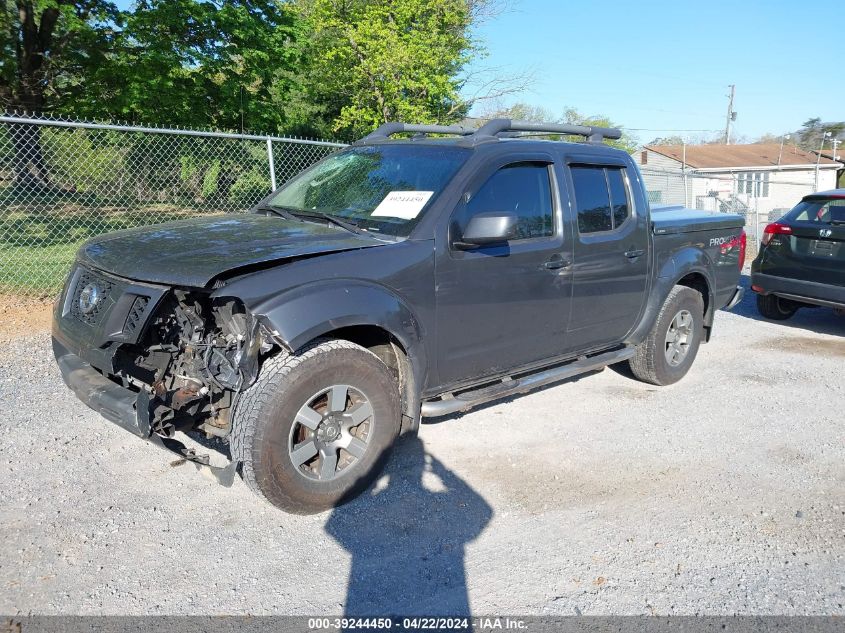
634 143 843 216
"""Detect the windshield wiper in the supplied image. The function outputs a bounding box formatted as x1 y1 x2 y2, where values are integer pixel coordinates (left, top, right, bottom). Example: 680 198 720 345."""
256 204 370 236
296 211 369 235
253 204 303 222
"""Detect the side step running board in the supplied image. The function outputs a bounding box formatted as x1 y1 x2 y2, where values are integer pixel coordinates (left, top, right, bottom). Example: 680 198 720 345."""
421 347 635 418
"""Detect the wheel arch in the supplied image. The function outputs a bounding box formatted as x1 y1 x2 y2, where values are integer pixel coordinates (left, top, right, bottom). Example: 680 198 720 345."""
312 324 419 435
675 271 712 325
626 250 715 346
235 281 426 434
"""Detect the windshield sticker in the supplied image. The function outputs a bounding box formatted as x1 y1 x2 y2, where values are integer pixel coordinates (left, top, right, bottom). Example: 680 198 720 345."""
372 191 434 220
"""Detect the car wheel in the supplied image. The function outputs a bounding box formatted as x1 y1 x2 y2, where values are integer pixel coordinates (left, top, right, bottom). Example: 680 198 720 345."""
628 285 705 386
756 294 798 320
230 338 401 514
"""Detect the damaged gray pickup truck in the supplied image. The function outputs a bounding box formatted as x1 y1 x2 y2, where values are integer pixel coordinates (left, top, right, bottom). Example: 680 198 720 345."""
53 119 746 513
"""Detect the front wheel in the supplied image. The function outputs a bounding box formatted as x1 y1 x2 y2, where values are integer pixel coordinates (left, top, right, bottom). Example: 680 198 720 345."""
230 339 401 514
628 285 705 386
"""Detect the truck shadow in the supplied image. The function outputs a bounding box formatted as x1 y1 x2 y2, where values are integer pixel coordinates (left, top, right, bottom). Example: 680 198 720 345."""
324 435 493 617
730 273 845 337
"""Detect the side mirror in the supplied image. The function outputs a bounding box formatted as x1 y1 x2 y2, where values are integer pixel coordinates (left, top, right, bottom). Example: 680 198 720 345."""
454 212 519 249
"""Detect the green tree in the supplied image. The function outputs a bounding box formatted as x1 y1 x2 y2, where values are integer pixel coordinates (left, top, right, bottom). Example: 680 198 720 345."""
481 102 557 124
647 135 685 146
0 0 119 113
82 0 303 134
560 107 638 153
481 102 638 153
796 117 845 151
293 0 476 140
0 1 119 188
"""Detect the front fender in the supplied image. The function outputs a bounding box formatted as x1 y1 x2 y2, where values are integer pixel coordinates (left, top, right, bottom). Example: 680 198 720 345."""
226 280 428 385
626 246 715 346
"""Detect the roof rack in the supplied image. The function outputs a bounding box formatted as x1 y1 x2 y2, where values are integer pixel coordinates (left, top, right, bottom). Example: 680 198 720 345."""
357 118 622 145
476 119 622 143
360 122 476 142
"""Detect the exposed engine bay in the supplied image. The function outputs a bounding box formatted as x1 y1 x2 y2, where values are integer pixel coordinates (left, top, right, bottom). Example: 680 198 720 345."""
111 290 277 440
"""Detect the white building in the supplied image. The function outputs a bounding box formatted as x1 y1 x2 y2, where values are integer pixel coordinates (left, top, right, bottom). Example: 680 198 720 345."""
634 143 843 218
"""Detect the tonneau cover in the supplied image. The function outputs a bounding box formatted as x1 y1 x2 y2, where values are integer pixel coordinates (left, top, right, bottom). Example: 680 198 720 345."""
651 205 744 235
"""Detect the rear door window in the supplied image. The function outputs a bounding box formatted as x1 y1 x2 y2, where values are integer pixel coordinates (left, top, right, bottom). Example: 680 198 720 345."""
571 166 632 234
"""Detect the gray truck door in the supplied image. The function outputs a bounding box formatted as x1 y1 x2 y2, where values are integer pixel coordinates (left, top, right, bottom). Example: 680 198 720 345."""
434 159 573 387
565 163 649 349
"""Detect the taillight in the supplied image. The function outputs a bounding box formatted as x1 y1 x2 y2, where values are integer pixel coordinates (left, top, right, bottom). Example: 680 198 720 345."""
761 222 792 246
719 230 747 269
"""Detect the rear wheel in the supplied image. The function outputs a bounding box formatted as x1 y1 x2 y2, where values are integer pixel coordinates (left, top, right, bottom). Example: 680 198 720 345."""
230 339 401 514
756 294 798 320
628 285 705 386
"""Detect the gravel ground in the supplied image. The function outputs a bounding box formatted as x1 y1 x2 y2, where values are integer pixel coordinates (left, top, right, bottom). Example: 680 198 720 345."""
1 276 843 616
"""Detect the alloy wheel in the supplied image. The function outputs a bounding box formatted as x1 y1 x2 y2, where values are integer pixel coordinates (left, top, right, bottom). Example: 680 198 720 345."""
664 309 694 367
287 385 375 481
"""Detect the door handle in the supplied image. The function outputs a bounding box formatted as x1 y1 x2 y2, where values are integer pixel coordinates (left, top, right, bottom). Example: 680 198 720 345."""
624 249 645 259
543 256 572 270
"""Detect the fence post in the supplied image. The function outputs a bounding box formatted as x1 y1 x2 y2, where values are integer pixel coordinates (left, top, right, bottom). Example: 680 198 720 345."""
266 137 277 191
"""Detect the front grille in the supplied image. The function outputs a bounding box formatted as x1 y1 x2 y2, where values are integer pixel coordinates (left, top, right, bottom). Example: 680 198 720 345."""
70 269 114 325
123 295 151 335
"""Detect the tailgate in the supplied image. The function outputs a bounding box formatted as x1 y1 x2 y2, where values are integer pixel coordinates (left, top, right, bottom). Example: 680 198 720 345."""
764 198 845 286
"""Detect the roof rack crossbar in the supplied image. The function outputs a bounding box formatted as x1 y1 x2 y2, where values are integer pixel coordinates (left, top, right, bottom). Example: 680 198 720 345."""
356 118 623 145
475 119 622 142
360 122 476 142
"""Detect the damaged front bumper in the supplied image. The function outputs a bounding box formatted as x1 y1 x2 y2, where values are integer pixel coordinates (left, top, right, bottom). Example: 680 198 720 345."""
53 338 238 486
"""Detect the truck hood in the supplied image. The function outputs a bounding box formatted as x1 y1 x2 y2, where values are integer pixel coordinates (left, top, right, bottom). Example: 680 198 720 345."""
78 214 388 287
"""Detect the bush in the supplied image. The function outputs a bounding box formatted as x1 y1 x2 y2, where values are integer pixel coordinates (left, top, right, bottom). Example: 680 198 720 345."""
229 171 270 208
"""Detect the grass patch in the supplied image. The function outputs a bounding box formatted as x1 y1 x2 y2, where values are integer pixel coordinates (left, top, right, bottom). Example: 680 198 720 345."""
0 243 79 296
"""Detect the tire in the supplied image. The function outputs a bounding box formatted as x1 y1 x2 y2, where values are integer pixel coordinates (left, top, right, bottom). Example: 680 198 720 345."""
628 285 705 386
230 338 401 514
756 294 798 320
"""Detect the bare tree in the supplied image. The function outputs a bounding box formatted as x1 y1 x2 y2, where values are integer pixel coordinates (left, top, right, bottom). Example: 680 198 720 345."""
450 65 536 118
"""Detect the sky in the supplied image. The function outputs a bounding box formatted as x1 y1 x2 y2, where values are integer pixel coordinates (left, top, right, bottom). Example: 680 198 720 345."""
464 0 844 144
112 0 841 145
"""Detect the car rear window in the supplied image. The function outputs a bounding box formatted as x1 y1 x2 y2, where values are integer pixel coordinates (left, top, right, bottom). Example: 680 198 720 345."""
786 197 845 225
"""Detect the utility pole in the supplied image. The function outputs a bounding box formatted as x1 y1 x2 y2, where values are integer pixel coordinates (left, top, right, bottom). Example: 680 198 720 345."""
777 133 791 168
724 84 736 145
815 131 831 191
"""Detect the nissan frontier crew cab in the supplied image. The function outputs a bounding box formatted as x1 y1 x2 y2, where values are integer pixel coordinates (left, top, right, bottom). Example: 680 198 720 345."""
53 119 746 513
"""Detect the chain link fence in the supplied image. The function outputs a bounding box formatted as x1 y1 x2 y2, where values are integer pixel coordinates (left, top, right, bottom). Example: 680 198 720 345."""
638 167 826 258
0 114 346 296
2 114 830 296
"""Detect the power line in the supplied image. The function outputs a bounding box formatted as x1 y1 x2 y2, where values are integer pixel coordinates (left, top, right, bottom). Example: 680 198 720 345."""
626 128 722 132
